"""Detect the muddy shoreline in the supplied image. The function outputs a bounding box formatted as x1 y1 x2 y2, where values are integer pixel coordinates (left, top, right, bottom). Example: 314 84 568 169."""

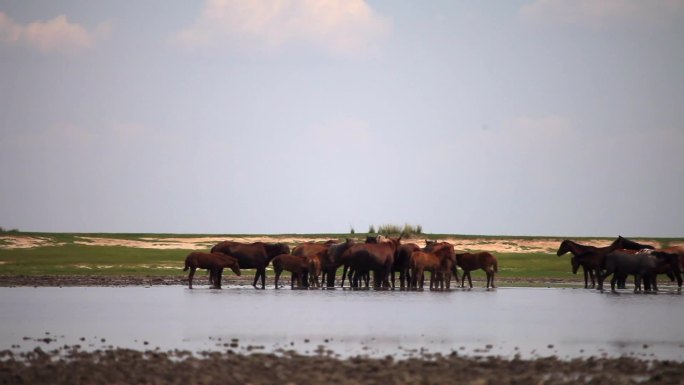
2 347 682 385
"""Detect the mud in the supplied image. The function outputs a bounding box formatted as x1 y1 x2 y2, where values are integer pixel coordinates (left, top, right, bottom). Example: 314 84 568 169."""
1 347 682 385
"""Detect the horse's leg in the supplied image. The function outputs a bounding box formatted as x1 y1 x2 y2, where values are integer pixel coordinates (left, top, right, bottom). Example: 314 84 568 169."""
491 268 496 288
274 269 281 289
634 274 641 293
460 271 466 288
260 267 266 289
188 267 196 289
252 270 259 288
467 272 473 288
341 265 348 288
597 269 608 291
216 268 223 289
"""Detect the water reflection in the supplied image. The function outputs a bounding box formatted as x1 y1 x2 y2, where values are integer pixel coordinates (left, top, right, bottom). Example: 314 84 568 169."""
0 286 682 360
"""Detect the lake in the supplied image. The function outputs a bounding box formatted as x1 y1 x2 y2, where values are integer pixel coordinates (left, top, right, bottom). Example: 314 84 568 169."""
1 286 682 360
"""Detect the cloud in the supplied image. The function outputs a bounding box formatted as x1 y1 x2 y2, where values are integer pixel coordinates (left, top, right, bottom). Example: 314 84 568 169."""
518 0 684 27
174 0 391 56
0 12 110 54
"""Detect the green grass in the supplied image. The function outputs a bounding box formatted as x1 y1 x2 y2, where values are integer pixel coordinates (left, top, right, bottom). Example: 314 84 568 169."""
0 244 187 276
1 233 680 281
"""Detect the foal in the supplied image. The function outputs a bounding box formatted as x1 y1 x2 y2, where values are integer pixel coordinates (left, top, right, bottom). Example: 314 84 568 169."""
183 252 241 289
455 252 498 288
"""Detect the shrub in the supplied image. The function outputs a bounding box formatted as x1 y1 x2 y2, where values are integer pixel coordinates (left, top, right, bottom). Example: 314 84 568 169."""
368 225 376 234
372 223 423 236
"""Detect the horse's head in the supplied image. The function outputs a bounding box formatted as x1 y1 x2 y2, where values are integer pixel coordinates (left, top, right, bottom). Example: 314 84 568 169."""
365 235 378 244
228 259 241 276
556 240 573 256
653 251 681 272
570 256 580 274
424 240 437 252
329 238 355 261
266 242 290 258
333 247 353 265
389 233 404 252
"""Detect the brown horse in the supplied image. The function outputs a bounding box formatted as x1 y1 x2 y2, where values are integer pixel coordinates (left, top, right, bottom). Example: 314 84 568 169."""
183 252 241 289
211 241 290 289
409 243 455 290
272 254 309 289
455 252 498 288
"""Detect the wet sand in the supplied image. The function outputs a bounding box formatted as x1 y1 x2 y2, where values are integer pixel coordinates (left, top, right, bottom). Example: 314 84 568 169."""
2 347 682 385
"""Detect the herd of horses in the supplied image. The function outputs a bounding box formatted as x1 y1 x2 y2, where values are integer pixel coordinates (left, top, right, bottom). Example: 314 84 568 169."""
182 235 683 292
182 235 498 290
557 236 683 292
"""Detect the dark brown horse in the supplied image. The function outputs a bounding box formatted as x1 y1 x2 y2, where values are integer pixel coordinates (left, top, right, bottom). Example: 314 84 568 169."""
392 243 420 289
211 241 290 289
335 235 402 288
324 238 355 287
644 245 683 290
455 252 498 288
271 254 309 289
598 250 679 292
183 252 241 289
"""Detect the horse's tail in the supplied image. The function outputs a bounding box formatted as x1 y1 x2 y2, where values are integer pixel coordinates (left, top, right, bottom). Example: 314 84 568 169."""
183 254 192 271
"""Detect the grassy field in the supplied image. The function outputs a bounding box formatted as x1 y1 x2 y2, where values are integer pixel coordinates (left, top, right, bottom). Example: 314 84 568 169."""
0 232 679 283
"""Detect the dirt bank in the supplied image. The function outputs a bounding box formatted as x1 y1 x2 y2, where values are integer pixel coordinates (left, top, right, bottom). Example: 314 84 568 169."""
0 274 580 288
1 347 681 385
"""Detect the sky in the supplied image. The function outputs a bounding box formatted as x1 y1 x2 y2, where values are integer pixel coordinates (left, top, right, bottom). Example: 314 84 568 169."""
1 0 683 237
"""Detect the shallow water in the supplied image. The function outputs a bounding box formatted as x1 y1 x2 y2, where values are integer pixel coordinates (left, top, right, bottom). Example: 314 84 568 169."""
1 286 683 360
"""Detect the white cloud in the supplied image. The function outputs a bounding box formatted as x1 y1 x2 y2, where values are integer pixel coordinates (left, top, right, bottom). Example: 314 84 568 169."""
0 12 110 54
174 0 391 56
519 0 684 27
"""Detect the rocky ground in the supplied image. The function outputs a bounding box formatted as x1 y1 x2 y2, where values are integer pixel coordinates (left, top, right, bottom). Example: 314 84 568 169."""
1 347 683 385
